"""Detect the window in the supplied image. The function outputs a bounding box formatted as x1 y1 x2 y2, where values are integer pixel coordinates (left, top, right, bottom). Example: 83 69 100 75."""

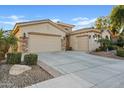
93 34 97 38
93 35 95 38
89 35 91 39
23 32 26 38
65 28 69 31
106 35 109 39
93 34 97 40
98 35 101 38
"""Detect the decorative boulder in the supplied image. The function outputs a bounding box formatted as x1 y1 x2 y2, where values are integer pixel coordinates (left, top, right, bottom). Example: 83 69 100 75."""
9 65 31 75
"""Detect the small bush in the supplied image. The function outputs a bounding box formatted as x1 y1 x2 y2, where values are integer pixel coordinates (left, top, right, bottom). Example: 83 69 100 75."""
24 53 38 65
66 47 72 51
108 45 115 51
6 52 22 64
116 48 124 57
99 46 106 51
0 51 5 60
95 48 101 52
112 45 118 50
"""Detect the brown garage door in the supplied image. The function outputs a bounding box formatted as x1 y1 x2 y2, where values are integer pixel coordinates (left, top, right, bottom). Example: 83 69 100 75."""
28 33 62 52
77 36 89 52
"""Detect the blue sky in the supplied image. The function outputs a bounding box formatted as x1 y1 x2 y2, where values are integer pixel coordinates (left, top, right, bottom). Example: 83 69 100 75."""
0 5 113 30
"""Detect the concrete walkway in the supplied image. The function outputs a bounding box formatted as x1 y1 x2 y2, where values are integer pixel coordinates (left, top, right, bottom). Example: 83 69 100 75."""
27 73 94 88
28 51 124 88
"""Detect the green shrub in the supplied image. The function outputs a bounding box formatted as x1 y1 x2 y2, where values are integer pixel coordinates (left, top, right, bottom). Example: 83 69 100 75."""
24 53 38 65
0 51 5 60
116 48 124 57
66 47 72 51
6 52 22 64
95 48 101 52
99 46 106 51
112 45 118 50
108 45 115 51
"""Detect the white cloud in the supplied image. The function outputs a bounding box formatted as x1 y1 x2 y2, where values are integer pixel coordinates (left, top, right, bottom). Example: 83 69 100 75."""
72 17 89 21
76 18 96 25
51 18 61 23
72 17 97 30
14 19 29 23
0 19 28 26
0 21 14 25
7 15 24 20
0 15 24 20
0 15 28 27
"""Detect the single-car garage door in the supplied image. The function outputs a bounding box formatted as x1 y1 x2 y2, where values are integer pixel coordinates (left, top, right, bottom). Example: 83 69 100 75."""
28 33 62 52
77 36 89 52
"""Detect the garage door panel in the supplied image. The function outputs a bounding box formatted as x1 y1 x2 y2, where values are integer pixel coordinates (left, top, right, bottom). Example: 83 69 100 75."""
77 36 89 52
28 34 61 52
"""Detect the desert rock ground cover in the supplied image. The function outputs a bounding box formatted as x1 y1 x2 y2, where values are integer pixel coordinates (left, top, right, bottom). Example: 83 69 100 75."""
0 63 53 88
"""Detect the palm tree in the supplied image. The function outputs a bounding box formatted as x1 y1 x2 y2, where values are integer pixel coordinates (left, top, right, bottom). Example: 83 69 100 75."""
0 29 7 52
0 29 18 60
7 33 18 52
0 29 8 60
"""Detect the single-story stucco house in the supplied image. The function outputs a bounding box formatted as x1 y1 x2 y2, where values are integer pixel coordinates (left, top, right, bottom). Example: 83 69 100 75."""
11 19 110 53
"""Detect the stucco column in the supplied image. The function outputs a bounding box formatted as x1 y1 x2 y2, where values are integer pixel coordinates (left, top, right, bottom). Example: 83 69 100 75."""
65 34 70 50
20 37 28 52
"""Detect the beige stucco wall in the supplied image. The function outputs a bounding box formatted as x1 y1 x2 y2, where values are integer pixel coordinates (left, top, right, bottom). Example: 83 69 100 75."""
14 22 66 52
19 23 66 37
89 32 100 51
57 24 72 32
101 30 111 39
14 23 66 39
70 32 100 52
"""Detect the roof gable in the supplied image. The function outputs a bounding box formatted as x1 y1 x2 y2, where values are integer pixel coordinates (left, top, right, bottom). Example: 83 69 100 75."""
12 19 68 34
71 28 100 35
56 22 75 28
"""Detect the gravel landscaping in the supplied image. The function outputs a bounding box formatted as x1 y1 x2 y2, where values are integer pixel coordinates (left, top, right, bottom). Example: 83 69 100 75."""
0 63 53 88
91 51 124 60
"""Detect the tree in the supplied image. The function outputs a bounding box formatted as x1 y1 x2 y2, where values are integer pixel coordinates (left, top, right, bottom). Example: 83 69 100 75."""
116 34 124 47
95 16 111 30
0 29 18 60
0 29 8 60
0 29 7 52
97 38 112 51
110 5 124 33
95 17 102 30
6 34 18 52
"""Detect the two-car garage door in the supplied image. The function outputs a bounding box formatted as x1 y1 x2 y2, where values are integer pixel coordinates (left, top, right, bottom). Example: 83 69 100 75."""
28 33 62 53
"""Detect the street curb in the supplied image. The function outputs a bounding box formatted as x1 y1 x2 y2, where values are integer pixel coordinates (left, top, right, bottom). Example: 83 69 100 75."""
38 61 62 78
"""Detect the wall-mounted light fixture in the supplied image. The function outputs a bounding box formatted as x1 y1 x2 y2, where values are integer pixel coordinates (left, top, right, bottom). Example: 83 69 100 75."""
89 35 91 39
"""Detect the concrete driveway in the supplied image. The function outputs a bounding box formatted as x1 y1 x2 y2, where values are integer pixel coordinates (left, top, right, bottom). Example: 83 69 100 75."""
32 51 124 88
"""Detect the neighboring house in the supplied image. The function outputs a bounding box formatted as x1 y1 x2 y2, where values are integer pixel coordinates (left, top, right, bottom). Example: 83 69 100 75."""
4 30 11 36
11 19 110 53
